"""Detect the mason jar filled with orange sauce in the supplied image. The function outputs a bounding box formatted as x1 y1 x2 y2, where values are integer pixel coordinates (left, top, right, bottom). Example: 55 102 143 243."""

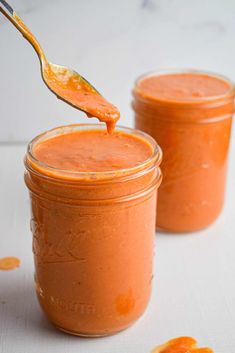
24 124 162 336
132 70 235 232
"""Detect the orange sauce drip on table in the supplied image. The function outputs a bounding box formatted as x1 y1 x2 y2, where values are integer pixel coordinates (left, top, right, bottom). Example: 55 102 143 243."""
0 257 20 271
152 337 214 353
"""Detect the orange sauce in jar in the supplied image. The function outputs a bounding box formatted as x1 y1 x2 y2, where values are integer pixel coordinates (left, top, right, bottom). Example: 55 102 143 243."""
133 70 235 232
24 124 162 336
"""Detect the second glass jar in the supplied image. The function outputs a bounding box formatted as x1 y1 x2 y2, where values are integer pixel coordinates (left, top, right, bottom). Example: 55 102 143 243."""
133 70 235 232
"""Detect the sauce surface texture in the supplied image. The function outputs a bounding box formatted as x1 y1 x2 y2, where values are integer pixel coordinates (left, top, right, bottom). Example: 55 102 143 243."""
33 130 153 173
137 72 231 101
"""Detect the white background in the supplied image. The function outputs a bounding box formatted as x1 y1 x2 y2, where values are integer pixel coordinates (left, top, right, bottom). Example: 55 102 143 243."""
1 0 235 142
0 1 235 352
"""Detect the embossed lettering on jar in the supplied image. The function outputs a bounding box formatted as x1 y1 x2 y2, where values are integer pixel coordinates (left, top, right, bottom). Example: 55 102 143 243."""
24 124 162 336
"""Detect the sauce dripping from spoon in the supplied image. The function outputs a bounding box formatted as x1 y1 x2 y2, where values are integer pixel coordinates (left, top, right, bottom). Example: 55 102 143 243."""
0 4 120 133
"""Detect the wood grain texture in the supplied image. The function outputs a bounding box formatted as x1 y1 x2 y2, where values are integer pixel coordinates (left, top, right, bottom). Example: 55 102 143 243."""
0 129 235 352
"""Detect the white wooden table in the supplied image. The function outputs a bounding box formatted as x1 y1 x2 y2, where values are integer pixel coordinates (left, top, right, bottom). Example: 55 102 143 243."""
0 133 235 353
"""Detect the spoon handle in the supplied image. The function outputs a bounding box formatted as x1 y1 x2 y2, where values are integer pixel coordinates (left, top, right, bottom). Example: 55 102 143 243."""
0 0 46 63
0 0 13 15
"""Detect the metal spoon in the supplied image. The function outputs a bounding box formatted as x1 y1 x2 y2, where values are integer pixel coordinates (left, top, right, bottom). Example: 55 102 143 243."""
0 0 120 133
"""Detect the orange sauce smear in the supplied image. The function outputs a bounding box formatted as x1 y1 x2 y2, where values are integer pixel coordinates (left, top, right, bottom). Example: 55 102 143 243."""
152 337 214 353
0 257 20 271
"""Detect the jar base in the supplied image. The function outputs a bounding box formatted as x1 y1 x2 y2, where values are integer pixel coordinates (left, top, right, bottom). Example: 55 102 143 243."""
54 323 133 338
156 216 219 234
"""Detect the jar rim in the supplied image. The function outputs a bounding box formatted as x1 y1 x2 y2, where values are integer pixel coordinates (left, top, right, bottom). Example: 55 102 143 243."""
25 124 162 181
133 68 235 105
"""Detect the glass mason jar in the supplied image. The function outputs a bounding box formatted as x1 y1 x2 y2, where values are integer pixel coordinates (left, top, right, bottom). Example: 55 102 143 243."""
24 124 162 337
132 70 235 232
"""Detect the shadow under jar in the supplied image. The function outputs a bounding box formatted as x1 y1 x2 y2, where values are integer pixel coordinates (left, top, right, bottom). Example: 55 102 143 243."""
24 124 162 337
133 70 235 232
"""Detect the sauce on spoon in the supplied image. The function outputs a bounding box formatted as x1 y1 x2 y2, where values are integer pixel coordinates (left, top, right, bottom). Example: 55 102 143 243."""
43 63 120 134
2 11 120 133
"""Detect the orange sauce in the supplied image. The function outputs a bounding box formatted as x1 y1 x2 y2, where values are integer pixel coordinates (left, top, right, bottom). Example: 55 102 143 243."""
43 65 120 134
138 73 230 101
25 125 162 336
152 336 214 353
0 257 20 271
133 71 235 232
33 130 153 172
13 14 120 134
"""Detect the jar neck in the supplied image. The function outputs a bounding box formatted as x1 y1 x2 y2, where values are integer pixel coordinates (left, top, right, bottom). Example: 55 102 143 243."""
24 152 162 204
24 124 162 203
132 89 235 124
